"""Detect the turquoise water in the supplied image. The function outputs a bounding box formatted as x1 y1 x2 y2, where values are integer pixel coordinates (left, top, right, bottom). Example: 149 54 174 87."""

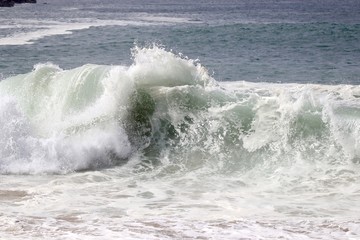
0 1 360 239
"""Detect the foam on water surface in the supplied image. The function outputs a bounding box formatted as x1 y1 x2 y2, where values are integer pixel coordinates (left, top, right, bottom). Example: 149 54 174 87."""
0 17 195 46
1 1 360 239
0 46 359 239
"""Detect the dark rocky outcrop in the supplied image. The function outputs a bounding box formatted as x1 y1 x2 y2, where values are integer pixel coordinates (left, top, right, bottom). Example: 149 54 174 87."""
0 0 15 7
0 0 36 7
14 0 36 3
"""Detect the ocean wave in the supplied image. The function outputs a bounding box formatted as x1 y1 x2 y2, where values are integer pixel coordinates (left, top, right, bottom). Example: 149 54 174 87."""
0 46 359 176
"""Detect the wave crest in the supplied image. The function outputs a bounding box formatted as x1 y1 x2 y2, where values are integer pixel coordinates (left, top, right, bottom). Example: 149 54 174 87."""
0 46 359 176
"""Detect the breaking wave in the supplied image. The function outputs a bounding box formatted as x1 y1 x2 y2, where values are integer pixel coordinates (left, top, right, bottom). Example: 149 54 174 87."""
0 46 359 178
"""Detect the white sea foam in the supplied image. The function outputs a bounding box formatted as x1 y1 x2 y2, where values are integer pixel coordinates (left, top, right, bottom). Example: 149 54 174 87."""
0 19 138 46
0 46 211 174
0 16 195 46
0 172 359 239
0 46 360 239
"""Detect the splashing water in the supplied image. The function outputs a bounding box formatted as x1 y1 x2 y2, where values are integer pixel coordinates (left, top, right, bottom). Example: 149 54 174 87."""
1 46 360 239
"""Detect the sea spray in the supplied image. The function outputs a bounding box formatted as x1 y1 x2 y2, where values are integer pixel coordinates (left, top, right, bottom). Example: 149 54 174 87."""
0 47 360 240
0 46 359 180
0 46 212 174
0 62 135 174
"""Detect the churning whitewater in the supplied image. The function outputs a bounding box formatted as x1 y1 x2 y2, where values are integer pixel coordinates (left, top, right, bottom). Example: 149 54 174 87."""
0 46 212 174
1 46 360 239
1 0 360 238
0 46 359 177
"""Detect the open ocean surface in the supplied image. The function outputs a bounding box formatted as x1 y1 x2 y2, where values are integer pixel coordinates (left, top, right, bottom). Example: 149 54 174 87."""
1 0 360 239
